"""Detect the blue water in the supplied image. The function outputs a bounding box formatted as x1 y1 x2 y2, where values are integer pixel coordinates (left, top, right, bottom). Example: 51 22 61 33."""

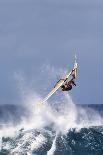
0 104 103 155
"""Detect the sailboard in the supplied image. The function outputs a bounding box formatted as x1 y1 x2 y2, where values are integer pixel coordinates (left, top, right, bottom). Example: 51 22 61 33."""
38 56 78 105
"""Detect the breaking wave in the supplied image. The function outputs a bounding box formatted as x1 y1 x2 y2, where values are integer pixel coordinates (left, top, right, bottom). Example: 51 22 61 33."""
0 66 103 154
0 92 103 155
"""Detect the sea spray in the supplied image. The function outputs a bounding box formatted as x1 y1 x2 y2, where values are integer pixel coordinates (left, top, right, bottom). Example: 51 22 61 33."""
0 93 103 154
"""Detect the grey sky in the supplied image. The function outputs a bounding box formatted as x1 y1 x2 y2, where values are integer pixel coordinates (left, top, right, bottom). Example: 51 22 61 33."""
0 0 103 104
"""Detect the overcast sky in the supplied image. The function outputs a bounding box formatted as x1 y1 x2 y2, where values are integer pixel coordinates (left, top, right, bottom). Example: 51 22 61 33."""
0 0 103 105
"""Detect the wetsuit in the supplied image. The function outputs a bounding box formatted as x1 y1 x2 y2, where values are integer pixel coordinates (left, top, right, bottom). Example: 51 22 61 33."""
61 80 76 91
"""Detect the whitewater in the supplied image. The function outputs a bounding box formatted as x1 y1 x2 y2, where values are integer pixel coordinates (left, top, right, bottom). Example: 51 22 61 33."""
0 66 103 155
0 92 103 155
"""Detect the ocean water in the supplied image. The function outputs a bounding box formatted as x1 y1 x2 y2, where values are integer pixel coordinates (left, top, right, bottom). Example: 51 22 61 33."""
0 94 103 155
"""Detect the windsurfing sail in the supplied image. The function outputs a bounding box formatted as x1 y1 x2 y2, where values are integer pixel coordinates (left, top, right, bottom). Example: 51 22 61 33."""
39 56 78 105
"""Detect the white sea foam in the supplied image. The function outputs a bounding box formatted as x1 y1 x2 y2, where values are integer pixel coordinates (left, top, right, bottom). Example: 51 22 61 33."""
0 68 103 154
47 135 57 155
